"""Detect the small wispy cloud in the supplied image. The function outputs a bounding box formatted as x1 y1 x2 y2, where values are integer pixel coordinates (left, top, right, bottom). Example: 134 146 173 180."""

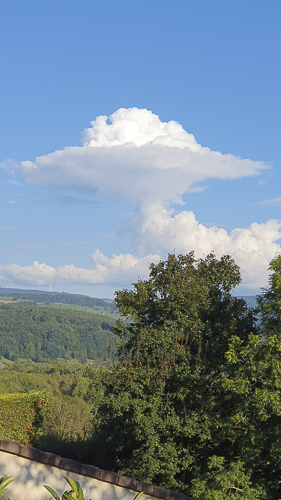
0 246 44 254
60 241 87 247
7 180 22 186
0 225 14 231
255 198 281 206
9 200 19 204
54 196 97 207
0 159 19 173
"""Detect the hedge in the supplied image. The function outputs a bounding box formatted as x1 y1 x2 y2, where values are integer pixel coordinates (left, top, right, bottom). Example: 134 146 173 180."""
0 391 48 445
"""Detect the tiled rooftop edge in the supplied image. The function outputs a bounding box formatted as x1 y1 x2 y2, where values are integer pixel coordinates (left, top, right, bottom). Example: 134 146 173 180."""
0 440 196 500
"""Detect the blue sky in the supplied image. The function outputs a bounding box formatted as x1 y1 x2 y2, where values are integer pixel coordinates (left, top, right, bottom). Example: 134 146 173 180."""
1 0 281 297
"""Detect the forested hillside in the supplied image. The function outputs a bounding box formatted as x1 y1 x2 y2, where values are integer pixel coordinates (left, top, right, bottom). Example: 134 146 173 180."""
0 305 118 363
0 288 116 313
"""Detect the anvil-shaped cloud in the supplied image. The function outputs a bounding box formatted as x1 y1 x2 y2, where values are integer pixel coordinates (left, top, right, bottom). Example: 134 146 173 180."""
20 107 265 206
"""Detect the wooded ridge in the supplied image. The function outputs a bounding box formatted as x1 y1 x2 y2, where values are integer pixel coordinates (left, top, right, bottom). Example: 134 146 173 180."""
0 304 118 363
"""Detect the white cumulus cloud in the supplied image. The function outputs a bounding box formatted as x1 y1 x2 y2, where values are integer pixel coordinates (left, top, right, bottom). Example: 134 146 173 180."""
0 252 160 287
19 107 265 207
0 261 56 286
119 203 281 289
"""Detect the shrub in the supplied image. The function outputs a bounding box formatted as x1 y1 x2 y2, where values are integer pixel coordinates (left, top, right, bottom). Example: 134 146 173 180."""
0 391 47 445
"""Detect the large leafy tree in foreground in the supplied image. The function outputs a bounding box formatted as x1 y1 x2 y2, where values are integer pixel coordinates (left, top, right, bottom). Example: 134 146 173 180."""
257 254 281 336
90 253 281 499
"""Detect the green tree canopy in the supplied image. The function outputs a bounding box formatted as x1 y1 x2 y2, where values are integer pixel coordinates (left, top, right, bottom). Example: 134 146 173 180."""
257 254 281 335
90 253 273 497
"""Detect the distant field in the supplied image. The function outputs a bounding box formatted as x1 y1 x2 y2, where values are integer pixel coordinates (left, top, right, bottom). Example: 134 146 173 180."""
45 303 101 313
0 296 15 302
49 302 121 320
0 290 117 313
0 296 40 305
0 296 118 316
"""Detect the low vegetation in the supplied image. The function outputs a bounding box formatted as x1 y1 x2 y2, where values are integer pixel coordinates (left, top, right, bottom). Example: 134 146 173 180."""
1 475 149 500
0 392 47 445
0 476 13 500
0 359 106 461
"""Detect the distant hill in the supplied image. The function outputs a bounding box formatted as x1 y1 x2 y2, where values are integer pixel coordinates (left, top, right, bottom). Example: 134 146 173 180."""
238 295 259 309
0 304 118 364
0 287 56 295
0 289 260 365
0 288 116 313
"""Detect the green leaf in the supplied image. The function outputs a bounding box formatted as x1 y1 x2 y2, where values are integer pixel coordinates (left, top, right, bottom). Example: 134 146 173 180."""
0 476 13 499
63 476 81 497
43 485 61 500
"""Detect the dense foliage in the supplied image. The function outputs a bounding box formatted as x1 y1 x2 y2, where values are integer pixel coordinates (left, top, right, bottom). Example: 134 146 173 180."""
88 252 281 499
257 254 281 336
0 359 93 399
0 359 108 461
0 305 118 363
0 391 47 445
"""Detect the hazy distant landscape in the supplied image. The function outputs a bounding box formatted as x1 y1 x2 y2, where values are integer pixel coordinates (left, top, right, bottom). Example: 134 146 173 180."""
0 287 258 367
0 288 121 367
